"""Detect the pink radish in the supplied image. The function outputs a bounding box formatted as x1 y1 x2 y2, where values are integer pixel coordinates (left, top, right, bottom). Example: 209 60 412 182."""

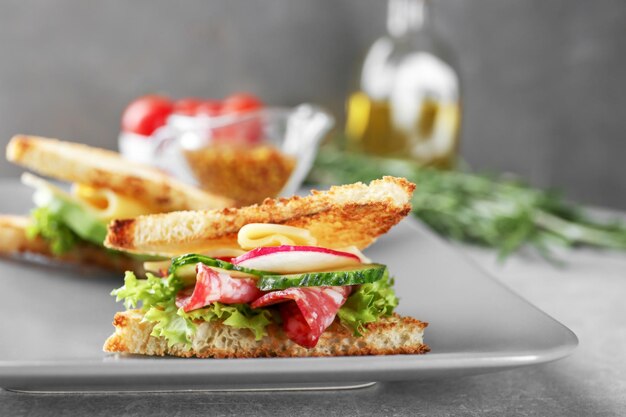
232 245 361 274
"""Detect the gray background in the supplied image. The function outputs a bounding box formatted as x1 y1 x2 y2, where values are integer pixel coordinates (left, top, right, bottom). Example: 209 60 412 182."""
0 0 624 208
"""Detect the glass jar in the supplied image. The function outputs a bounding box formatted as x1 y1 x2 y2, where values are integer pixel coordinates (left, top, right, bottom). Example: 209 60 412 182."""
119 105 334 206
345 0 461 168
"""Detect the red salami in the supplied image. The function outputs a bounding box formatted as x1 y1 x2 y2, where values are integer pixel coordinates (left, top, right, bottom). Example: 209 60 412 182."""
251 286 352 348
176 263 262 312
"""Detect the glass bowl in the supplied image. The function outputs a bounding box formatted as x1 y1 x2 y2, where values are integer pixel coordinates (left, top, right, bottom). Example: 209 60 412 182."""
119 104 334 206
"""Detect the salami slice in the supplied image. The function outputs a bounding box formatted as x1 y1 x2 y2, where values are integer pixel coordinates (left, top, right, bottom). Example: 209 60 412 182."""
251 286 352 348
176 263 262 312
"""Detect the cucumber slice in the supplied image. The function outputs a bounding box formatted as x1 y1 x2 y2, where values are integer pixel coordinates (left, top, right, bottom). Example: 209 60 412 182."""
169 254 270 283
256 264 387 291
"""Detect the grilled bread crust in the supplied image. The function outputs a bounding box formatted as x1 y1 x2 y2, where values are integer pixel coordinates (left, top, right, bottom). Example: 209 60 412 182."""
105 176 416 256
6 135 233 211
104 309 429 358
0 215 141 272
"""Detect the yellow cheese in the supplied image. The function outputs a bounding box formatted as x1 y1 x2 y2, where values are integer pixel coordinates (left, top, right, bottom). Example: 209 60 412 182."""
237 223 317 250
72 184 156 221
21 173 156 222
22 173 101 220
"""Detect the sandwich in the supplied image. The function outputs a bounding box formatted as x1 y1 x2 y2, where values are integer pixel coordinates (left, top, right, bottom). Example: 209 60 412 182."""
3 135 233 270
103 176 429 357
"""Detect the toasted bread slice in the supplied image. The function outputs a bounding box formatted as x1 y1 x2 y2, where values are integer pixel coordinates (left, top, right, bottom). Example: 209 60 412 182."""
104 309 429 358
105 176 415 256
6 135 233 211
0 214 141 272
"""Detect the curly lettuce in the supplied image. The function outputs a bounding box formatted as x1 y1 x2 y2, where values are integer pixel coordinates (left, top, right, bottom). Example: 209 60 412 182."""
112 272 274 348
112 271 182 309
186 303 273 341
337 270 399 336
144 302 194 347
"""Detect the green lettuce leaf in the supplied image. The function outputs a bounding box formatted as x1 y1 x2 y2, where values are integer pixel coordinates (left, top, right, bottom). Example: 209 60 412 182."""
111 271 183 310
27 189 109 252
112 272 192 348
145 302 195 347
111 272 274 347
42 194 108 246
144 302 273 347
337 271 399 336
186 303 273 341
26 206 79 255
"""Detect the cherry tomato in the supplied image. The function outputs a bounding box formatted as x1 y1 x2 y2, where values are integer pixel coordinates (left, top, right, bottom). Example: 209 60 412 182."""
214 93 264 144
121 95 173 136
173 97 204 116
221 93 263 114
196 100 222 117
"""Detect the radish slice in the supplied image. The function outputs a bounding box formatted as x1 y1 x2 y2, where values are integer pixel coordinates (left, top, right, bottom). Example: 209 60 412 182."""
337 246 372 264
232 245 360 274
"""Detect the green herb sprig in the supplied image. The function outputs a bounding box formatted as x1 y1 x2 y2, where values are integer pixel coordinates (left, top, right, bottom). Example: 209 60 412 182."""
308 147 626 261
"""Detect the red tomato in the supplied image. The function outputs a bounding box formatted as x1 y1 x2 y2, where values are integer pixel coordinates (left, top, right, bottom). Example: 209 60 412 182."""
213 93 264 144
221 93 263 114
174 97 204 116
196 100 222 117
121 95 173 136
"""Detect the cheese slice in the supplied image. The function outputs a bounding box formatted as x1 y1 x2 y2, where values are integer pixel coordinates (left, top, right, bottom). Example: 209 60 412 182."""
72 184 156 221
22 173 156 222
237 223 317 250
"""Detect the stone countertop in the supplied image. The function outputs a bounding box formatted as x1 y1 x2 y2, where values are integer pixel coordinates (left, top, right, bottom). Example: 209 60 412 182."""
2 243 625 416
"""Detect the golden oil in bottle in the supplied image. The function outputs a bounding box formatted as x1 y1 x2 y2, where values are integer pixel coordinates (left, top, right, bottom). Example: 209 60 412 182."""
345 0 461 169
346 91 408 156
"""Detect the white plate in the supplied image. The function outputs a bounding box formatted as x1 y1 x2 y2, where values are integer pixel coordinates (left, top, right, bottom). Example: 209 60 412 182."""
0 180 577 391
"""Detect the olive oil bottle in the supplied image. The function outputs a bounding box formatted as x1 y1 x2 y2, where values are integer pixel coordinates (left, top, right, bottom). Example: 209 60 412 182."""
345 0 461 168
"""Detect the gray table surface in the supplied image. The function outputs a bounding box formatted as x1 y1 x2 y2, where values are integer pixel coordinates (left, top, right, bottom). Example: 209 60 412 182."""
2 238 625 416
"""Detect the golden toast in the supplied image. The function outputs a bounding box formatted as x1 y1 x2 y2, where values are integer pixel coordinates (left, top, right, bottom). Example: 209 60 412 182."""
105 176 415 256
6 135 233 211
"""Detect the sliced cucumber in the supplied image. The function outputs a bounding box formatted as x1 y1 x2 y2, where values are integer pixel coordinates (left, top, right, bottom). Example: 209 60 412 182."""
256 264 387 291
169 254 270 284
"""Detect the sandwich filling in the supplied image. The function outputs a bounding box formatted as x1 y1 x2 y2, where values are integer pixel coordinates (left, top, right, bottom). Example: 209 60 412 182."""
22 173 156 255
111 224 399 349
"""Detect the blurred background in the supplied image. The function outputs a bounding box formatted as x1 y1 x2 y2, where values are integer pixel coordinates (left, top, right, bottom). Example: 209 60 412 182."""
0 0 624 209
